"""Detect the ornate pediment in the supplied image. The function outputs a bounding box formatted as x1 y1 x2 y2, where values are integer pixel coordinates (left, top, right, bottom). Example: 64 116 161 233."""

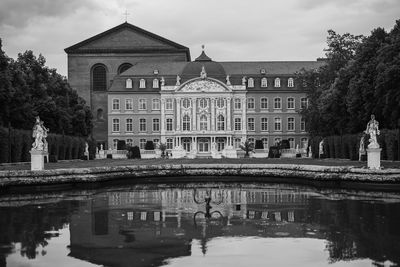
177 78 230 93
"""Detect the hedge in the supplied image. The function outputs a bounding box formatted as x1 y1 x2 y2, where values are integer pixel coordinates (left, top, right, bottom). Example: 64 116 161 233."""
310 129 400 161
0 126 87 163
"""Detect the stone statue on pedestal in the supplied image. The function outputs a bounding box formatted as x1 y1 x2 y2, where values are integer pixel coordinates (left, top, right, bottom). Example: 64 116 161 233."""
176 75 181 86
32 116 48 151
319 139 324 158
365 114 380 148
226 75 231 85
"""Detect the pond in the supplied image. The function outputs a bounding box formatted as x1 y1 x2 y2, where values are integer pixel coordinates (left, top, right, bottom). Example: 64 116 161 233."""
1 182 400 267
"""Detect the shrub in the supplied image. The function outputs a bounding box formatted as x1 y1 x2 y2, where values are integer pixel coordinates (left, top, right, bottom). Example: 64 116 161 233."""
117 140 127 150
145 141 155 150
132 146 141 159
255 140 264 149
0 127 10 163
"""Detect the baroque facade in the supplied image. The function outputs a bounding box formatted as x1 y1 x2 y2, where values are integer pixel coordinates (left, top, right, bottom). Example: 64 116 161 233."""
65 22 325 157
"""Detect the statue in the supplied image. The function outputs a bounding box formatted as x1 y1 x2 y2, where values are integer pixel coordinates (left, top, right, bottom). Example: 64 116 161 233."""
85 142 89 154
100 144 104 151
365 114 380 148
226 75 231 86
242 76 247 86
161 77 165 86
359 134 366 161
319 139 324 158
308 145 313 158
176 75 181 86
200 66 207 78
32 116 49 151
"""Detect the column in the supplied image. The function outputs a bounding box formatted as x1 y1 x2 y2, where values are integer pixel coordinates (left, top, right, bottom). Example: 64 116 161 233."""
242 97 247 133
192 98 197 131
176 98 181 131
161 99 165 134
211 98 215 131
227 97 231 131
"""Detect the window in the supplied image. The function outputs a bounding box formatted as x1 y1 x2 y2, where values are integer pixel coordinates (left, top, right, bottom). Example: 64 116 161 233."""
287 117 295 131
126 118 133 132
234 118 242 131
183 115 191 131
139 139 146 149
234 138 241 149
288 78 294 87
300 97 308 109
261 78 268 87
261 138 268 149
96 108 104 120
166 118 173 131
200 115 207 131
274 98 281 109
125 99 133 110
153 118 160 132
234 98 242 110
288 138 295 148
153 79 159 88
112 99 120 110
199 98 207 108
247 118 255 131
139 99 147 110
118 63 132 74
126 139 133 147
274 78 281 87
274 138 281 145
261 117 268 131
300 118 306 131
217 115 225 131
287 97 295 109
153 139 159 145
301 138 308 148
112 118 120 132
139 79 146 88
274 117 282 131
126 78 132 88
152 99 160 110
248 138 255 147
166 99 173 110
92 64 107 91
247 78 254 88
247 98 255 109
166 138 173 149
113 139 118 149
261 98 268 109
183 98 191 109
139 118 146 132
216 98 225 108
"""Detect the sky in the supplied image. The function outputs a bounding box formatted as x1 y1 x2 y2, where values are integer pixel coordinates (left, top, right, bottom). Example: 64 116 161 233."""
0 0 399 77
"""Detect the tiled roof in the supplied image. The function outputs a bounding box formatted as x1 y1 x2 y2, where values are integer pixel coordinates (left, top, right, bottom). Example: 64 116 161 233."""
121 62 187 76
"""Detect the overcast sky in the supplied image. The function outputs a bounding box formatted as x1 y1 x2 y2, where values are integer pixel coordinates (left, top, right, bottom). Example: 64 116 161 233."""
0 0 399 77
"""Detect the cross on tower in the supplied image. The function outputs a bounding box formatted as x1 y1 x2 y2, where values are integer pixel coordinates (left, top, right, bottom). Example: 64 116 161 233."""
123 10 130 22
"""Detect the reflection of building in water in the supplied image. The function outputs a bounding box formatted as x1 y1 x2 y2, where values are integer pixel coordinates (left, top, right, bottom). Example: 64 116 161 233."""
69 187 320 266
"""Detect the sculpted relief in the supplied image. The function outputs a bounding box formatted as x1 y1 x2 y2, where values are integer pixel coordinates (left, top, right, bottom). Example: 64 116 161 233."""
179 79 228 93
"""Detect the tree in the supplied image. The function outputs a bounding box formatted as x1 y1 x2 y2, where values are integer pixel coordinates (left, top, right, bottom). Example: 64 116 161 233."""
240 140 254 158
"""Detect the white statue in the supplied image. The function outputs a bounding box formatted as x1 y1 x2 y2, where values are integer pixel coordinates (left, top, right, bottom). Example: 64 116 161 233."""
176 75 181 86
85 142 89 154
319 139 324 158
226 75 231 85
32 116 49 151
242 76 247 86
365 114 380 148
161 77 165 86
359 134 366 161
308 145 313 158
100 144 103 151
200 66 207 78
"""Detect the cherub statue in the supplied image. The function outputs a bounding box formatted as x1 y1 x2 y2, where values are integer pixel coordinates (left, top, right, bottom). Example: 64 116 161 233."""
364 114 380 148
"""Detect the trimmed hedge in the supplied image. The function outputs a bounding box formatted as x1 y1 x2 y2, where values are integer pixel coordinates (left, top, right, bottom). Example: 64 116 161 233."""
0 126 87 163
310 129 399 161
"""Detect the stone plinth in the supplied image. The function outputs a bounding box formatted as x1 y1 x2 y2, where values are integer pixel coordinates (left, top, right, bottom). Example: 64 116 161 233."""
222 147 237 158
30 149 46 171
367 148 381 170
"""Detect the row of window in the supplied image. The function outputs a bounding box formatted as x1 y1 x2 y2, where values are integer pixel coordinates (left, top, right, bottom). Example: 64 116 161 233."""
111 97 309 111
111 117 306 133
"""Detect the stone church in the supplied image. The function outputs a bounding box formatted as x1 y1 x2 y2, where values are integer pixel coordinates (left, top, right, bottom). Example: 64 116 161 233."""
65 22 324 157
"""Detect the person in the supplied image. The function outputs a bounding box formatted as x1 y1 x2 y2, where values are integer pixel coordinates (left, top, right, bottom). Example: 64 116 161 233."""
365 114 380 148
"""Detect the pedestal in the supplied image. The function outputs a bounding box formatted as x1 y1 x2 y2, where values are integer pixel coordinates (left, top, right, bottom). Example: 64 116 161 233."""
367 148 381 170
30 149 45 171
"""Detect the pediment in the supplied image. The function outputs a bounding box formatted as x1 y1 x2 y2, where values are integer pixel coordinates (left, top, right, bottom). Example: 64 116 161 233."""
177 78 231 93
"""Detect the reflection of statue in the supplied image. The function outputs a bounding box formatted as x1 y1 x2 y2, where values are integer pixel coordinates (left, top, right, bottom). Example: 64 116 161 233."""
161 77 165 86
319 139 324 158
32 116 49 151
176 75 181 86
365 114 380 148
359 134 366 161
226 75 231 85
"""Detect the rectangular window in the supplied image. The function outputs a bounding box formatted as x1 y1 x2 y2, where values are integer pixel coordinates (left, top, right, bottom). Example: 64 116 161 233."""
139 139 146 149
139 118 146 132
112 99 120 110
126 118 133 132
152 99 160 110
274 117 281 131
261 117 268 131
126 139 133 147
247 117 255 131
300 97 308 109
139 99 147 110
234 118 242 131
247 98 255 109
166 118 173 131
166 99 173 110
113 139 118 149
287 98 295 109
166 138 173 149
287 117 295 131
153 118 160 132
234 98 242 110
112 118 120 132
125 99 133 110
274 98 281 109
261 98 268 109
153 138 159 145
261 138 268 149
301 118 306 131
234 138 241 149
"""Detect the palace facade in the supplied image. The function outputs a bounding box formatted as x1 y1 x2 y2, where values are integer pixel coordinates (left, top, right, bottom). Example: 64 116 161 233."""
65 22 324 157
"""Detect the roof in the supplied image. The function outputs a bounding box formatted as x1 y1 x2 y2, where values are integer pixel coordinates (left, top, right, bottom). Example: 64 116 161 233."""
64 22 191 60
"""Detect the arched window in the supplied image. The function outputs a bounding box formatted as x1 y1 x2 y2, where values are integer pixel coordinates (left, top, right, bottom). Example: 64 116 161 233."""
139 79 146 88
96 108 104 121
182 98 191 109
247 78 254 88
287 97 295 109
261 78 268 87
153 79 159 88
288 78 294 87
274 97 281 109
200 115 207 131
118 63 132 74
126 78 132 88
183 115 191 131
217 115 225 131
92 64 107 91
216 98 225 108
274 78 281 88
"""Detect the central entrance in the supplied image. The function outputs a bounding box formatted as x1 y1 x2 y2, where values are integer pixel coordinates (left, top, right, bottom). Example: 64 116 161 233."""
198 138 210 152
182 137 191 152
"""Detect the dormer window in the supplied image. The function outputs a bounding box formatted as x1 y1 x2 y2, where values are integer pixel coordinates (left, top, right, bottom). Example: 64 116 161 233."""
261 78 267 87
274 78 281 88
126 78 132 88
260 68 266 74
247 78 254 88
153 69 159 75
288 78 294 87
139 79 146 88
153 78 159 88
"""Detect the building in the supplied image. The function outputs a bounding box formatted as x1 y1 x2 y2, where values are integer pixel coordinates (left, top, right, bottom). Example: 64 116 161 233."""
65 22 324 157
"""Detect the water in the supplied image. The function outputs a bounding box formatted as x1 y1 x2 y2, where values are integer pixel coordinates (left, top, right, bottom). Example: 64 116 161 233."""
1 182 400 267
